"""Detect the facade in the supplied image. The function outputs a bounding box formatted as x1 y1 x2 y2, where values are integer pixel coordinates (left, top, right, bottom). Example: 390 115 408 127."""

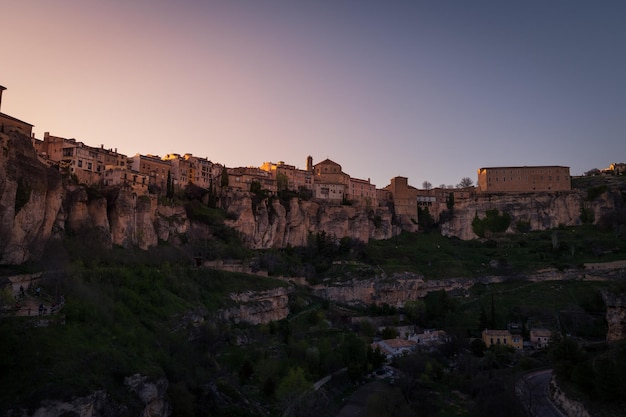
33 132 128 185
103 166 148 194
477 166 571 193
349 177 377 206
163 153 193 188
128 154 171 192
380 176 418 222
185 154 221 190
260 160 313 192
227 167 277 193
312 158 350 202
529 328 552 349
0 86 33 136
372 338 418 359
482 329 523 350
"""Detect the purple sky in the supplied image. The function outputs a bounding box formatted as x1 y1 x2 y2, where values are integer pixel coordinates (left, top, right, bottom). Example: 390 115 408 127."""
2 1 625 188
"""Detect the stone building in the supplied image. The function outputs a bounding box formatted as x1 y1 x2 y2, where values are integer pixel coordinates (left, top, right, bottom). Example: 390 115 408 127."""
477 166 571 193
128 154 171 193
103 165 148 194
380 176 418 223
0 85 33 136
482 329 523 350
260 160 313 192
227 167 277 193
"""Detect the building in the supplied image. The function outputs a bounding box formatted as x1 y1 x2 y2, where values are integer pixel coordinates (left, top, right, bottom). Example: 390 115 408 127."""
482 329 523 350
103 165 148 194
408 329 447 347
372 338 418 359
311 158 350 202
529 328 552 349
128 154 171 193
381 176 417 217
477 166 571 193
33 132 128 185
227 167 277 193
0 86 34 136
260 159 313 192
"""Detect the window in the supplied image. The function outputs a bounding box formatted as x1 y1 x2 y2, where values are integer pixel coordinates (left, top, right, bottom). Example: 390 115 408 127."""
78 160 83 168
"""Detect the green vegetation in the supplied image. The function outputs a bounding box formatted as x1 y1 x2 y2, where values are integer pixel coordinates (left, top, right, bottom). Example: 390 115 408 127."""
3 177 626 415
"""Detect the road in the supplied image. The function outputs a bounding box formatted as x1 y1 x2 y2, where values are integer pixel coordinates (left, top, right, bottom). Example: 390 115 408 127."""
517 369 566 417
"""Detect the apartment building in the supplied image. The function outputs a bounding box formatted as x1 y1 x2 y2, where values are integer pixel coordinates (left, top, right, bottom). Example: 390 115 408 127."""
477 166 571 193
103 165 148 194
128 154 171 192
260 160 313 192
227 167 277 193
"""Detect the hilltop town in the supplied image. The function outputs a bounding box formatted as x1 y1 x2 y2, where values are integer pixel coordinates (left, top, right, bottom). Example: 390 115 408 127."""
4 84 624 233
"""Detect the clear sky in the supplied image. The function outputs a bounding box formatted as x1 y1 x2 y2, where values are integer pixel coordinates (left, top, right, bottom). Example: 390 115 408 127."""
2 1 625 188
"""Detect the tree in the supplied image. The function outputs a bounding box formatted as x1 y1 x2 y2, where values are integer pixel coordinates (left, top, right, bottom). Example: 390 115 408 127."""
220 167 229 188
457 177 474 188
276 172 289 192
446 192 455 210
422 180 432 190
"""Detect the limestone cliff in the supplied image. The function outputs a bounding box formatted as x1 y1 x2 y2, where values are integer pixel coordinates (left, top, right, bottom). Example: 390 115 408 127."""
603 290 626 342
441 190 622 240
5 375 171 417
223 192 395 249
0 131 64 264
221 286 293 324
0 131 398 265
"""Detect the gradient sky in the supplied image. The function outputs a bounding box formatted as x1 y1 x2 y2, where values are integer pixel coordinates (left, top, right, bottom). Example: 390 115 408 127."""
2 1 625 188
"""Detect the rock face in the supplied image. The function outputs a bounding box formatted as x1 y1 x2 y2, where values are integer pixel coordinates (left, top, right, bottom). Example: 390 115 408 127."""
603 291 626 342
0 132 398 265
221 287 293 324
0 131 64 264
441 190 622 240
5 374 172 417
550 375 591 417
223 191 395 249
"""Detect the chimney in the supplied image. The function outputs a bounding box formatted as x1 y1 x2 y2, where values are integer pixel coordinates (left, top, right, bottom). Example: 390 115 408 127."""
0 85 6 113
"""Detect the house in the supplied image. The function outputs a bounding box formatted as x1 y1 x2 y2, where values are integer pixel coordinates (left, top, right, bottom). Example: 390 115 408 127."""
529 328 552 349
0 86 34 136
408 329 447 346
227 166 277 193
372 338 417 359
260 158 313 192
128 154 172 193
482 329 523 350
477 166 571 193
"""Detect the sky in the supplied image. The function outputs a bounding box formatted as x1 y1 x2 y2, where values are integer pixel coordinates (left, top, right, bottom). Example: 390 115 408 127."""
2 0 625 188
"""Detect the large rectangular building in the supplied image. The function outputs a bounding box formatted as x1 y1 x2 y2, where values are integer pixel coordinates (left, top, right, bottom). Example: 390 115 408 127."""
477 166 571 193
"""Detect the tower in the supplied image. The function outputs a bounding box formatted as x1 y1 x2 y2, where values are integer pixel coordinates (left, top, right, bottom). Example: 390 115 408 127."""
306 155 313 172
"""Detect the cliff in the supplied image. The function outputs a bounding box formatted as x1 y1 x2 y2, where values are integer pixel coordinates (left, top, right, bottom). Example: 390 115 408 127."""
0 131 397 265
440 190 622 240
603 290 626 342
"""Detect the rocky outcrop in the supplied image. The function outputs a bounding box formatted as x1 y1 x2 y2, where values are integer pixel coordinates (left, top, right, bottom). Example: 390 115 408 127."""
441 189 624 240
603 290 626 342
550 375 591 417
0 132 399 265
224 192 395 249
441 191 587 240
124 374 171 417
221 287 293 324
5 374 171 417
0 131 64 264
